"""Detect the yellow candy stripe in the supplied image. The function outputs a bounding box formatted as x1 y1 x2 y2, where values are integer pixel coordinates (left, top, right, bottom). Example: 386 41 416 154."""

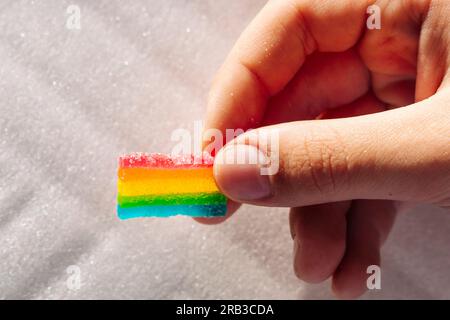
118 177 219 196
118 167 213 181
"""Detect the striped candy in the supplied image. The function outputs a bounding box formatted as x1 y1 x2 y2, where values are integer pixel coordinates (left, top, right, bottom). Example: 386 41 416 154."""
117 153 227 219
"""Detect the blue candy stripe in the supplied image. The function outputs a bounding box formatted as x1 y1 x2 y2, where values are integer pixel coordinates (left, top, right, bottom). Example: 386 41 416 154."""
117 204 227 219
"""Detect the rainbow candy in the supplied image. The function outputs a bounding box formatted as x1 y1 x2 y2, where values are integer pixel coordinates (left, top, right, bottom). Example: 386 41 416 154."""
117 153 227 219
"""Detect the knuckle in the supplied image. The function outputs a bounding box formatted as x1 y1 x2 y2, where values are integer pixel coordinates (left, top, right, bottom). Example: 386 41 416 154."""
270 125 356 202
297 126 351 195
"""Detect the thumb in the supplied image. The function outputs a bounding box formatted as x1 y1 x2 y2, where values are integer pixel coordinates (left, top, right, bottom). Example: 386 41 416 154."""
213 91 450 207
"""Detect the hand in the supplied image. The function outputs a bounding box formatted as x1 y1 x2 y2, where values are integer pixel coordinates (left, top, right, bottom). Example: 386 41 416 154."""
197 0 450 298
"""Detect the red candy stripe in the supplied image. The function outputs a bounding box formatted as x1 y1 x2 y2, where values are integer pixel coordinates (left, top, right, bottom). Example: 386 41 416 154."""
119 152 215 168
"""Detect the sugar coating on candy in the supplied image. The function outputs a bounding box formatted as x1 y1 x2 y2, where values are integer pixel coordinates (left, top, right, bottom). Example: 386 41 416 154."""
119 152 214 169
117 153 226 219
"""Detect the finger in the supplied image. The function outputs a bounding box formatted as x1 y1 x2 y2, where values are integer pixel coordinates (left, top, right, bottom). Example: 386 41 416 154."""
415 0 450 101
263 49 370 125
213 91 450 207
202 92 384 225
318 91 386 119
290 201 350 283
289 93 384 282
370 72 416 108
357 0 448 103
204 0 371 140
332 200 397 299
358 0 423 106
193 200 240 225
201 0 372 224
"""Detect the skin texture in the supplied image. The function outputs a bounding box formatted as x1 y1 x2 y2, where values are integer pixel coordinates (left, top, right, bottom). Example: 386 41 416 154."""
196 0 450 298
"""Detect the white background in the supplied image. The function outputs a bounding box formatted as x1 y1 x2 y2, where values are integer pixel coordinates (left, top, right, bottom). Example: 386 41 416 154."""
0 0 449 299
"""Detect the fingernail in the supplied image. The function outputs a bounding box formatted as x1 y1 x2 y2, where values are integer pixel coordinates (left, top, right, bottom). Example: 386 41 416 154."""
214 144 271 201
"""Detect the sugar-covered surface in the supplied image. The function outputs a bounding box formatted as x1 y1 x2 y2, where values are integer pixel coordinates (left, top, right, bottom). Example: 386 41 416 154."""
1 0 450 299
119 152 214 168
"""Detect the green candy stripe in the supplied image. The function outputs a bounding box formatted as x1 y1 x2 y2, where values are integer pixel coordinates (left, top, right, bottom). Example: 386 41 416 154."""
118 192 226 208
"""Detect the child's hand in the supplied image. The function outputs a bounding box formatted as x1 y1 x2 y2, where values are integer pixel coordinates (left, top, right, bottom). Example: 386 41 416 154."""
198 0 450 298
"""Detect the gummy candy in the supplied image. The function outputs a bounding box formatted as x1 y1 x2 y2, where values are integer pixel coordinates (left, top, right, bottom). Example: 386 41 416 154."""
117 153 226 219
